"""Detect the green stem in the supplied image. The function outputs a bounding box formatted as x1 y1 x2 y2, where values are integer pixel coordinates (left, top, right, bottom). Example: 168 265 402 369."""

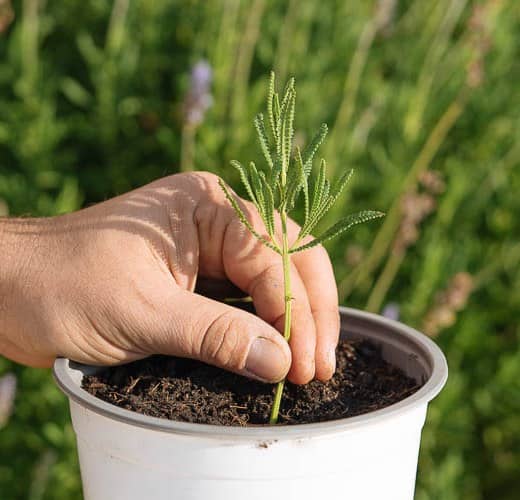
269 209 292 424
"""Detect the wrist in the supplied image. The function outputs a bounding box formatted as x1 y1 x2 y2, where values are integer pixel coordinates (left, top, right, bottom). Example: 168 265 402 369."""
0 217 58 366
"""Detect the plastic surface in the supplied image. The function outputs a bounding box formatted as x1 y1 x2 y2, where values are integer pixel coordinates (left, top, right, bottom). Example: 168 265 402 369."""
54 307 448 500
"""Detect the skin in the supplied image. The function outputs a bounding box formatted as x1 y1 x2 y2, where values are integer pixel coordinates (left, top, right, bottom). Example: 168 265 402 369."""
0 172 340 384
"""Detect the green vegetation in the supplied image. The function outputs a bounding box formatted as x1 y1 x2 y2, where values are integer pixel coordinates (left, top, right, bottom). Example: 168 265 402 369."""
1 1 519 498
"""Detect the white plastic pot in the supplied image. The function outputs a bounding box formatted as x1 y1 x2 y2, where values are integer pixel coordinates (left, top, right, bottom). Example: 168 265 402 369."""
54 307 448 500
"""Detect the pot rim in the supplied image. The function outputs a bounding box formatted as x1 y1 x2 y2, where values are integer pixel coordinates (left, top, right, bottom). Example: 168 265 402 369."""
53 307 448 439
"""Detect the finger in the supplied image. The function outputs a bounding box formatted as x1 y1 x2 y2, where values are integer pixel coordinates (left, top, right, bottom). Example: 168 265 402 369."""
249 261 316 385
149 288 291 383
223 230 316 385
288 221 340 382
190 173 316 383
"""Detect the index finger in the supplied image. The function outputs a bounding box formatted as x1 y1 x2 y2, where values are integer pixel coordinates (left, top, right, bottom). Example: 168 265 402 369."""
288 220 340 381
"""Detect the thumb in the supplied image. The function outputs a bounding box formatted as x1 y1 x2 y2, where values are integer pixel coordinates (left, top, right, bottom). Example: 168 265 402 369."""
150 289 291 383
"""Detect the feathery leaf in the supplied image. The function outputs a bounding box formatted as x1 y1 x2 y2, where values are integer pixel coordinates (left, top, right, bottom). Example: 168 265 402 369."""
258 171 276 239
267 71 277 142
254 114 273 171
218 178 281 254
296 148 309 222
248 161 265 218
278 84 294 179
309 159 327 218
230 160 257 207
290 211 384 253
329 169 354 208
298 163 354 239
285 146 307 212
273 93 280 127
283 84 296 175
302 123 328 175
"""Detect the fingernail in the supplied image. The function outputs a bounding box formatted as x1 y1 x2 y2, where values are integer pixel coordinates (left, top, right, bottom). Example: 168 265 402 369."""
246 338 289 382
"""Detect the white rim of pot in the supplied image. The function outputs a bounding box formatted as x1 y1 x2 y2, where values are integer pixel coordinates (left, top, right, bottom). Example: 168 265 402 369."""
53 307 448 440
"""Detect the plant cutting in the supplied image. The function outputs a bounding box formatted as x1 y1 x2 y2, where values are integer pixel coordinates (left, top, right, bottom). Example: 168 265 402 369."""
53 73 449 500
217 72 383 423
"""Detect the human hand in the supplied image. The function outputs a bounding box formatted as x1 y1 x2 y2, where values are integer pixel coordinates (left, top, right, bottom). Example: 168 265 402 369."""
0 173 339 384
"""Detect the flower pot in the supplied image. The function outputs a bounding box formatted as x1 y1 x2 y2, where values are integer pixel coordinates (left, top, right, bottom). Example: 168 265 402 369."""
54 307 448 500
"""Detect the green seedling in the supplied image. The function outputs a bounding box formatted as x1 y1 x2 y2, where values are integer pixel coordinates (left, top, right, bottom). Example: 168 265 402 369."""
219 72 384 424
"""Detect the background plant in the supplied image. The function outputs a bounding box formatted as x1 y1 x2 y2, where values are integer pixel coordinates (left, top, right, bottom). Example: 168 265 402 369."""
0 0 519 498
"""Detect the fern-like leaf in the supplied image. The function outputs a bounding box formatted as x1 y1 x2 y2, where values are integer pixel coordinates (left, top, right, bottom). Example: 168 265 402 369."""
290 211 384 253
230 160 257 207
267 71 277 142
283 84 296 175
301 158 327 236
311 168 354 226
296 148 309 222
302 123 328 175
258 171 276 239
273 93 280 129
218 178 281 254
329 169 354 208
278 82 295 179
248 161 269 224
285 146 307 213
298 165 355 239
254 114 273 171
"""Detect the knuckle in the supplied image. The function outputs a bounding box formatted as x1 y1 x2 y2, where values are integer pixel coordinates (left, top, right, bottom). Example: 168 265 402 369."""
249 262 282 297
194 198 220 224
200 312 248 370
174 170 219 183
170 171 222 202
194 170 221 186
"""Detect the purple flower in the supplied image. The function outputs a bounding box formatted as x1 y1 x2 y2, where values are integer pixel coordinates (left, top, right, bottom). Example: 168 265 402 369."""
191 61 212 93
382 303 400 321
184 60 213 127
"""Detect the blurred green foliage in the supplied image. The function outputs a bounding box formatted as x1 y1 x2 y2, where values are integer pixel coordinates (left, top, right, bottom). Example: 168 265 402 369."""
0 0 519 498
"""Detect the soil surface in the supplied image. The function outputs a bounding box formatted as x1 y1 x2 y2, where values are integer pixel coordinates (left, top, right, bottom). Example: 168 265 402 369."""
82 339 422 426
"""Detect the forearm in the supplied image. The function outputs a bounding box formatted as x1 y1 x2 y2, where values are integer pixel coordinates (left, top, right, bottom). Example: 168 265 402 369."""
0 217 57 366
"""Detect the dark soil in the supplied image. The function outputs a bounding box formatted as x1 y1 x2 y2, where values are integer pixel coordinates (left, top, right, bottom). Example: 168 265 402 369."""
82 339 421 426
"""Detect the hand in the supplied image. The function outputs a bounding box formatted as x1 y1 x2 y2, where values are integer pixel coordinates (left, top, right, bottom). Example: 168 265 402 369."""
0 173 339 384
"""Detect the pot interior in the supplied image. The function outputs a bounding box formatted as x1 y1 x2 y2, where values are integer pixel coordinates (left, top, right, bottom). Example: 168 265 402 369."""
340 312 431 386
